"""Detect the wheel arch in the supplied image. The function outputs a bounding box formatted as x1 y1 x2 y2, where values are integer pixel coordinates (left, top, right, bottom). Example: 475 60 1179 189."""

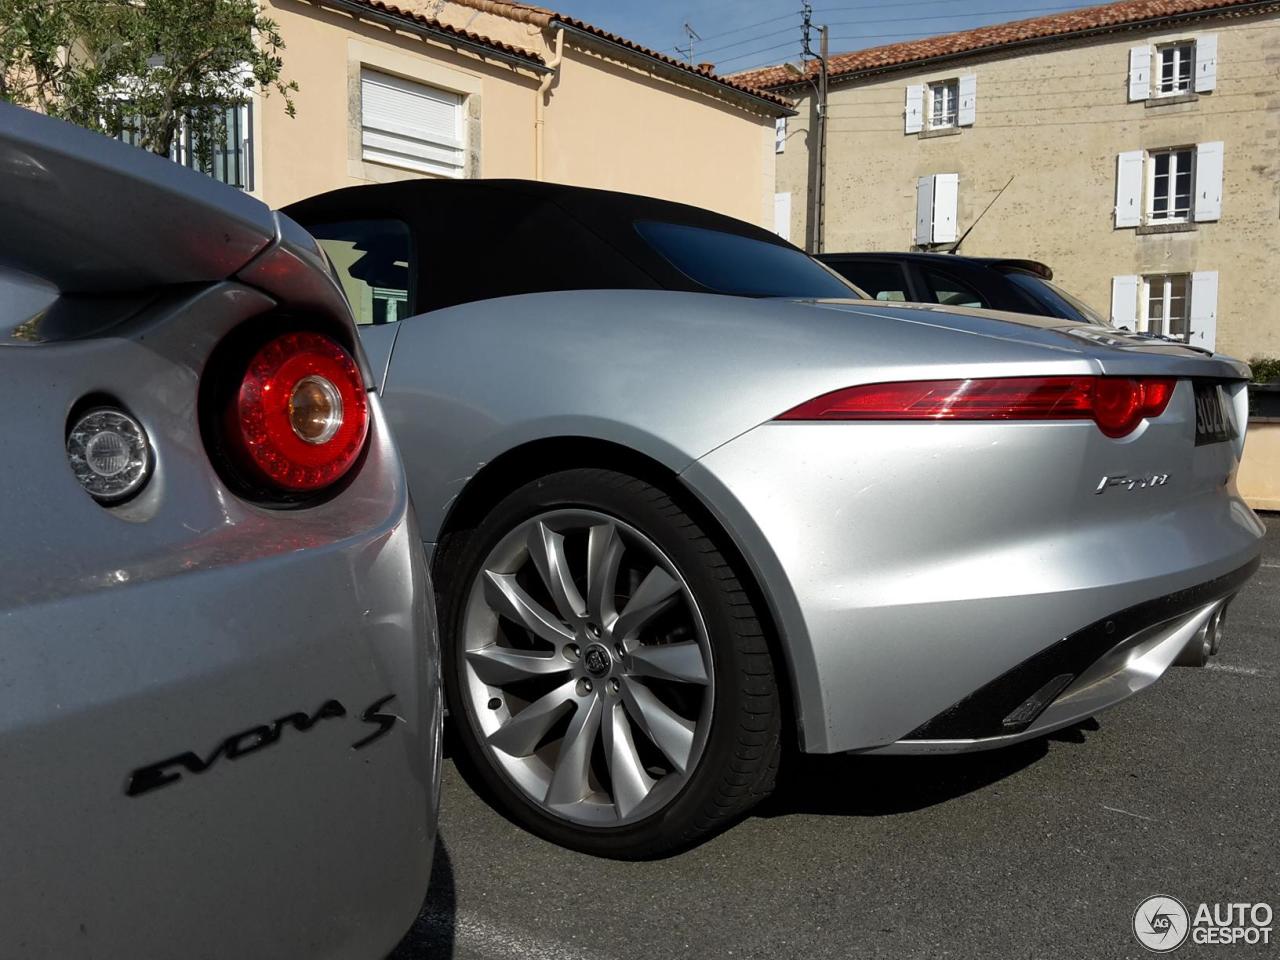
431 435 806 750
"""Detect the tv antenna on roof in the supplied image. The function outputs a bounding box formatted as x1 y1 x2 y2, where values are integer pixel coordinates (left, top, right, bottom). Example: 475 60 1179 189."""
676 22 701 63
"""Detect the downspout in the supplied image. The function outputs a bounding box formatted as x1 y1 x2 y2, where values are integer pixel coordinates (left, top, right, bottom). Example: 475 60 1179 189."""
535 27 565 181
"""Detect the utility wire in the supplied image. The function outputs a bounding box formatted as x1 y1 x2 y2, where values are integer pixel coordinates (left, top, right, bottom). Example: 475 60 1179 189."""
695 25 801 59
665 9 802 53
716 40 808 66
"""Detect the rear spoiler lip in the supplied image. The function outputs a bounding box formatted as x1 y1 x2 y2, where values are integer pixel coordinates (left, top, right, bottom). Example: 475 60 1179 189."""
0 103 274 294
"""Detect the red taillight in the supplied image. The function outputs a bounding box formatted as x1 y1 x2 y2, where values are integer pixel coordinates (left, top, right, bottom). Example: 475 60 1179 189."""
228 332 369 492
777 376 1176 438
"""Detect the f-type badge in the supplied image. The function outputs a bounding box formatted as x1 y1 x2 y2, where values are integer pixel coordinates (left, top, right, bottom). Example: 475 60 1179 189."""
1096 473 1170 494
125 694 399 797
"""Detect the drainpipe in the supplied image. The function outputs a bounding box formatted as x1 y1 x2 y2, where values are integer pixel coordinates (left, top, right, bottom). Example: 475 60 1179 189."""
535 27 565 181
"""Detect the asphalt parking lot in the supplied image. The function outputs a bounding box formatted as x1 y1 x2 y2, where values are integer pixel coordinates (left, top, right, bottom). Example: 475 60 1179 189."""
393 514 1279 960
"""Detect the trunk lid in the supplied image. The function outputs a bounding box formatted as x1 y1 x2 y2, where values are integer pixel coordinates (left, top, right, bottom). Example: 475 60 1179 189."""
807 299 1250 381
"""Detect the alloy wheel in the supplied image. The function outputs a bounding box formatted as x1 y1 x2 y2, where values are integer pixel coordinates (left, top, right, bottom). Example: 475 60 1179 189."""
459 508 715 826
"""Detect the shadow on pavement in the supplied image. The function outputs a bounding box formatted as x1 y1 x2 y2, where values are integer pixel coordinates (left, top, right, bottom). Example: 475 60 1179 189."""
387 835 456 959
757 717 1100 818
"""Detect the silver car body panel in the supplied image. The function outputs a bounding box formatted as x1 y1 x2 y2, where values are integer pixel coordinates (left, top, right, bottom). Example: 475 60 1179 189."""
1 106 437 957
373 286 1259 755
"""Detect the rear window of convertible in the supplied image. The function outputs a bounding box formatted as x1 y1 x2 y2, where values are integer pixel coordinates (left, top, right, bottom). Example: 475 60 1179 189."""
634 220 859 300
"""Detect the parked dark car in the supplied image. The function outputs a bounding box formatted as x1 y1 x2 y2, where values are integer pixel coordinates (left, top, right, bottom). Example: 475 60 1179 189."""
817 252 1108 325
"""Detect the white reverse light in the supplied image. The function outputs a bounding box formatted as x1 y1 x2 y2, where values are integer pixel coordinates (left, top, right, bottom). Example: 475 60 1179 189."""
66 407 152 503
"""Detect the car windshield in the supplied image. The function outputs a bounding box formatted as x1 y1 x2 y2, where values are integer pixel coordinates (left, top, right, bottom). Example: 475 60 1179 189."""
1004 271 1109 326
635 220 861 299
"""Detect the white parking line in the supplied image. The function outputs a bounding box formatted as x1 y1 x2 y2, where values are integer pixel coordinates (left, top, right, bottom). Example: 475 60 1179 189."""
1205 662 1267 677
1260 562 1280 570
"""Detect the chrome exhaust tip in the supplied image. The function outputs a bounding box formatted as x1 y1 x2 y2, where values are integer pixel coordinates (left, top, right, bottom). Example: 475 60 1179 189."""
1173 598 1230 667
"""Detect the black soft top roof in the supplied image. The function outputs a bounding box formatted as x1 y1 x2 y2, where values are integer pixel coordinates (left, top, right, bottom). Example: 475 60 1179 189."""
284 179 799 314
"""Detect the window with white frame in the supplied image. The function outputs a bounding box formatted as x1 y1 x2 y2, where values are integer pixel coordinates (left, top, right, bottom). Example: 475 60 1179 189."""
1156 41 1195 95
1147 147 1194 223
360 68 465 178
1128 35 1216 101
1143 274 1191 340
927 79 958 129
1112 271 1217 349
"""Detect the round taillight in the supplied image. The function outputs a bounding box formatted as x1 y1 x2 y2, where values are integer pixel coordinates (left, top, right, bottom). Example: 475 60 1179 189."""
1092 377 1144 438
228 332 369 493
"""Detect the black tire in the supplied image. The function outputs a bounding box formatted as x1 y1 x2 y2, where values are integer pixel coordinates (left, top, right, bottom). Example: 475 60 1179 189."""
436 467 782 859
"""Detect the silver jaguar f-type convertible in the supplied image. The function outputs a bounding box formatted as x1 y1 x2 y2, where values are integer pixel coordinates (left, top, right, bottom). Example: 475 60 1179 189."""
1 105 439 956
287 179 1263 859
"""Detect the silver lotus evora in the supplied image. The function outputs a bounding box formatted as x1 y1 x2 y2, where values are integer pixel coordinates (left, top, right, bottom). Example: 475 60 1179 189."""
0 105 440 956
287 179 1263 859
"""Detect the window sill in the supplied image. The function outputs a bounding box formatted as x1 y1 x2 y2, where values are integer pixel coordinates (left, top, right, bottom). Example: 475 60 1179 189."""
919 126 962 139
1146 92 1199 107
1136 221 1197 235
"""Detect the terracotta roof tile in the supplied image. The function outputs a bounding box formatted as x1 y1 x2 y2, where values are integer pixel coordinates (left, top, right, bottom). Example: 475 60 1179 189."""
442 0 792 108
732 0 1274 88
334 0 546 63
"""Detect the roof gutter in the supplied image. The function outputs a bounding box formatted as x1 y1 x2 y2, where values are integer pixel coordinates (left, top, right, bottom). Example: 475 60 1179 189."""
765 0 1280 92
320 0 551 74
550 19 796 116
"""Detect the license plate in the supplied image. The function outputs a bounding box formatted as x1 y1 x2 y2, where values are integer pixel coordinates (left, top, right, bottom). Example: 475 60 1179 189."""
1194 383 1236 446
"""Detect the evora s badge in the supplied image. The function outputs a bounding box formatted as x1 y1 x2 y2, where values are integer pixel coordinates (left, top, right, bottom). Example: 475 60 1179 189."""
1095 473 1171 494
124 694 399 798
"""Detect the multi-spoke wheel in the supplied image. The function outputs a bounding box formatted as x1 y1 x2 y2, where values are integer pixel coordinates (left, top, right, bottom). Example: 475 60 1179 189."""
439 468 782 858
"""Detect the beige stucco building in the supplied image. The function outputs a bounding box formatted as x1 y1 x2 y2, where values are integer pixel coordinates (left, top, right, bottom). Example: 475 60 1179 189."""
233 0 788 227
738 0 1279 508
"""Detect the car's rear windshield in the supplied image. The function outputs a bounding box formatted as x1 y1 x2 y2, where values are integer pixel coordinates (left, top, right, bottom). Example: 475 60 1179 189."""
634 220 860 299
1004 271 1108 326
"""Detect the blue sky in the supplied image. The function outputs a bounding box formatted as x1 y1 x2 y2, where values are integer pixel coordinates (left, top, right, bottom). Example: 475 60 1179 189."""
547 0 1107 73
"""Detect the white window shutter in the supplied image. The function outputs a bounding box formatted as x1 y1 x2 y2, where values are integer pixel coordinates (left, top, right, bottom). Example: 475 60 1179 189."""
1111 276 1140 328
1128 46 1151 101
905 84 924 134
775 117 786 154
914 175 935 244
773 192 791 242
1189 271 1219 350
1195 34 1218 92
1115 150 1144 228
1194 140 1223 221
932 173 959 243
958 75 977 126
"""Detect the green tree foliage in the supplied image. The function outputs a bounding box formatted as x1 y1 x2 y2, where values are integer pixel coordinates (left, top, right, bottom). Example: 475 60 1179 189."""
0 0 297 164
1248 357 1280 384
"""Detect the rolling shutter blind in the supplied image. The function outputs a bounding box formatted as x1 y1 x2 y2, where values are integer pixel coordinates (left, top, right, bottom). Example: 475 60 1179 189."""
1128 46 1151 101
958 75 977 126
361 69 464 178
1195 34 1218 92
914 176 935 244
773 192 791 242
1189 271 1218 350
775 117 786 154
905 84 924 134
1111 275 1139 327
932 173 959 243
1115 151 1144 228
1193 140 1223 221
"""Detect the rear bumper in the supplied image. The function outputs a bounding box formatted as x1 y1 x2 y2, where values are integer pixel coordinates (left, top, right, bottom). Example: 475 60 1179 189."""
686 416 1265 754
0 413 439 958
865 561 1253 753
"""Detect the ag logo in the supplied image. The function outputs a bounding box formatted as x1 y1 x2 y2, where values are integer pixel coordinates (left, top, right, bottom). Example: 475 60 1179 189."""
1134 895 1190 952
